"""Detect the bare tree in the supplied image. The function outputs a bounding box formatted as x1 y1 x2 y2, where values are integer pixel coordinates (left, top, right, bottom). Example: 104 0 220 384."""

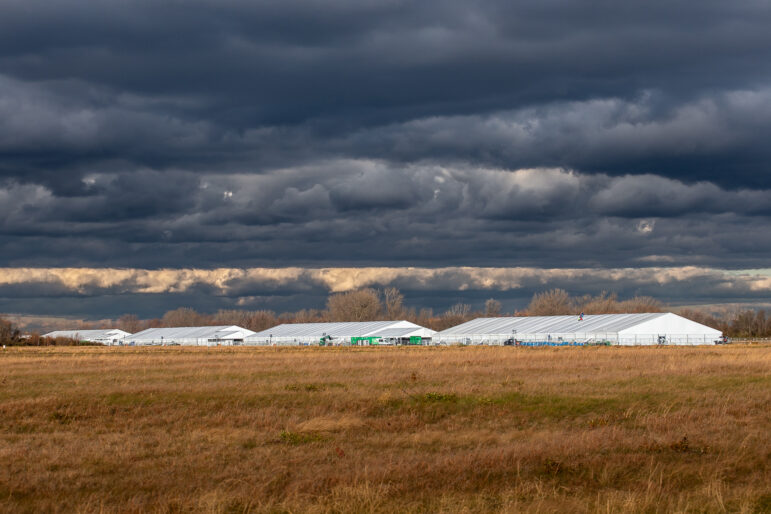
245 310 279 332
575 291 617 314
730 309 770 337
146 318 163 329
677 308 727 333
117 314 142 334
439 303 474 330
0 316 20 343
326 289 383 321
484 298 502 317
211 309 278 331
526 289 573 315
414 308 435 328
753 309 769 336
619 296 663 313
383 287 405 320
446 303 471 317
161 307 208 327
289 309 324 323
212 309 247 327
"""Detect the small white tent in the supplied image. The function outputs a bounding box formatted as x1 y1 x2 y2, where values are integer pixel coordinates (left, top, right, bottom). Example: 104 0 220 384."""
42 329 131 345
124 326 256 346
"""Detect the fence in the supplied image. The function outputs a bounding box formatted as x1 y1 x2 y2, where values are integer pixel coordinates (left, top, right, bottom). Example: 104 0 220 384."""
724 337 771 343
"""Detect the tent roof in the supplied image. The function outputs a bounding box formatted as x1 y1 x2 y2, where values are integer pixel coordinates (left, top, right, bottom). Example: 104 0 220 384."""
438 313 670 336
43 329 130 339
368 326 432 337
248 321 430 339
127 326 254 340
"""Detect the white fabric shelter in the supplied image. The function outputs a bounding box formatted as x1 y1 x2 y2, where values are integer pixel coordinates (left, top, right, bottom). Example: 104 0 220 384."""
124 325 256 346
43 329 131 345
245 321 436 345
436 313 722 346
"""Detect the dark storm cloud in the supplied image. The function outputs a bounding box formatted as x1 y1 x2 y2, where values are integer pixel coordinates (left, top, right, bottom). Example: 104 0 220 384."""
338 91 771 187
2 163 770 272
3 1 771 184
1 0 771 316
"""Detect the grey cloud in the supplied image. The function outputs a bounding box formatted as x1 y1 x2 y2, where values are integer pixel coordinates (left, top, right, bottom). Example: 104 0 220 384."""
1 0 771 316
2 163 770 271
328 164 424 211
0 75 212 154
588 175 771 217
52 170 203 222
1 2 771 190
337 90 771 187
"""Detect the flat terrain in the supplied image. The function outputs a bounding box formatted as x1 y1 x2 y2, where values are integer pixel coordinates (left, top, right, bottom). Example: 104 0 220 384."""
0 346 769 513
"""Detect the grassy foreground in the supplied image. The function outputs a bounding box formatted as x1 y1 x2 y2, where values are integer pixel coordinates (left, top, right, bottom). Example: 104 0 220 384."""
0 346 769 513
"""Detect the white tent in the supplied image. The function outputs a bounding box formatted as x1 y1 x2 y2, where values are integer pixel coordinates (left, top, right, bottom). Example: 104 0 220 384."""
245 321 436 346
436 313 722 346
124 325 256 346
42 329 131 345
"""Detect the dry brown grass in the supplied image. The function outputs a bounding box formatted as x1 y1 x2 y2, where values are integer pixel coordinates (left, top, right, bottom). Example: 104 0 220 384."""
0 345 769 513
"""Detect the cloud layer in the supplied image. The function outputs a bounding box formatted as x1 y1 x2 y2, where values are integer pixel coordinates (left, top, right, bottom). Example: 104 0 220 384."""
1 266 769 318
1 0 771 316
1 163 769 270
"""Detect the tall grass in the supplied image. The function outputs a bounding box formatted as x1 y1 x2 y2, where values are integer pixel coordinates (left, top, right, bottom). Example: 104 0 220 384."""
0 345 769 513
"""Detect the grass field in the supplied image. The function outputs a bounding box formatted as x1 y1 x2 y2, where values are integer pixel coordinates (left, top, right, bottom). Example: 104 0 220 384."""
0 345 769 513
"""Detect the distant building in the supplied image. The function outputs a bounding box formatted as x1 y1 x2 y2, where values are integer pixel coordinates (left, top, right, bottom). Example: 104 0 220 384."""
436 313 723 346
42 329 131 345
124 326 256 346
245 321 436 346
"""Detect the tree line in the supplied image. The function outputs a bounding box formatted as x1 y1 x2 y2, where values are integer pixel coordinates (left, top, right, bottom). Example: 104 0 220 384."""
2 288 770 344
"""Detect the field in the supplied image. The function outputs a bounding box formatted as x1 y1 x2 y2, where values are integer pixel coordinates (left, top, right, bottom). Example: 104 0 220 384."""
0 346 769 513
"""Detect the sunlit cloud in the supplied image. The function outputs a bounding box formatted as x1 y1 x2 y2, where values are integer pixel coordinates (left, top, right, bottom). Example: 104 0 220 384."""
1 266 769 297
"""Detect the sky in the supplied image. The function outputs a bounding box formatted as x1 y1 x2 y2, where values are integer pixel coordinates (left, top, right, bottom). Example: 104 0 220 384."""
1 0 770 320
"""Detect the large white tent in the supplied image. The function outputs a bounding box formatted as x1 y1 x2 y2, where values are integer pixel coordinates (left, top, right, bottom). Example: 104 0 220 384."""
124 325 256 346
42 329 131 345
436 313 722 346
245 321 436 346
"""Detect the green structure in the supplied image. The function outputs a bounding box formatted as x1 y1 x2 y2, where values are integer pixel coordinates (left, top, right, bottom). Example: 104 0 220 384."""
351 336 382 346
